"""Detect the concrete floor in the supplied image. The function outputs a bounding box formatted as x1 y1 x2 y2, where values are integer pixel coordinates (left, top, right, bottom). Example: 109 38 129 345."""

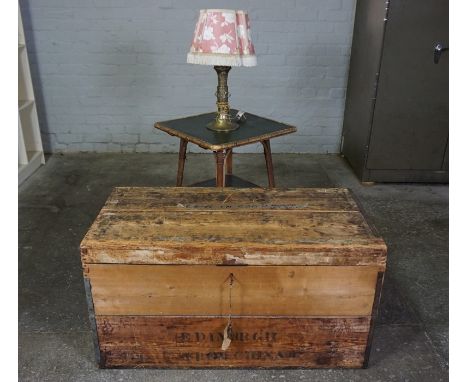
19 153 448 381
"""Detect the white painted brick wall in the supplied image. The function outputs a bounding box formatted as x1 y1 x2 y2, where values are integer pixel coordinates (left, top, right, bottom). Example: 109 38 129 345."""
20 0 356 153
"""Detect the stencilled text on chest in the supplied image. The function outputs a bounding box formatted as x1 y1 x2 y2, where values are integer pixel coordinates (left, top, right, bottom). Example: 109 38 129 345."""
175 330 278 343
169 350 303 362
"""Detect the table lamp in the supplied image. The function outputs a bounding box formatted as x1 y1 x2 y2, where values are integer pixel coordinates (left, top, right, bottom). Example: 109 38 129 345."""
187 9 257 132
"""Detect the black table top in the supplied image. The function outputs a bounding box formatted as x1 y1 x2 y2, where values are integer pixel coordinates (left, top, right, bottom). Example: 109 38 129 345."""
155 109 296 150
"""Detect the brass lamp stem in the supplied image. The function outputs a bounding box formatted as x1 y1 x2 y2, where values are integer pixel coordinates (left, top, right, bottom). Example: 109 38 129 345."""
206 66 239 132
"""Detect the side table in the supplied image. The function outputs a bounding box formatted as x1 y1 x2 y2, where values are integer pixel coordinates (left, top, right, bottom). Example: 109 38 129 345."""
155 110 296 187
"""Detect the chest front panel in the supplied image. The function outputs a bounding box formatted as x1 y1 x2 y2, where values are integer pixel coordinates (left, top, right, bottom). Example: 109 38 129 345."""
81 187 386 368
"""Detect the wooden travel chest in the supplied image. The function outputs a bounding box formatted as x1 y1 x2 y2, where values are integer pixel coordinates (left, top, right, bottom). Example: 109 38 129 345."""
80 187 387 368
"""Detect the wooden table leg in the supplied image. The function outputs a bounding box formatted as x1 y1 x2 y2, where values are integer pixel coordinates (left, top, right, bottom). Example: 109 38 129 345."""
226 149 233 175
214 150 226 187
176 138 188 186
261 140 275 188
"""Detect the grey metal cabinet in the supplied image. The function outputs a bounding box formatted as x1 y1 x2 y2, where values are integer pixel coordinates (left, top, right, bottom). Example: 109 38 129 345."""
341 0 448 183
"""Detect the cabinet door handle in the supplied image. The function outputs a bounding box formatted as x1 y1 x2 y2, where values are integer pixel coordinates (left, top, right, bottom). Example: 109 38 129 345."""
434 43 448 64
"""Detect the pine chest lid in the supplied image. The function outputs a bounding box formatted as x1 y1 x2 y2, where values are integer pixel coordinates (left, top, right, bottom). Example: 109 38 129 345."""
80 187 387 268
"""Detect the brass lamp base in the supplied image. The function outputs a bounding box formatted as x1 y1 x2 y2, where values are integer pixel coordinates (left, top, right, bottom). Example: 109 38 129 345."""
206 119 239 132
207 65 239 132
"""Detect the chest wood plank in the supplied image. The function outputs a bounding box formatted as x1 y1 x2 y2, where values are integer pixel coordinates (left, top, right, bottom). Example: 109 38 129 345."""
87 264 380 316
97 316 370 368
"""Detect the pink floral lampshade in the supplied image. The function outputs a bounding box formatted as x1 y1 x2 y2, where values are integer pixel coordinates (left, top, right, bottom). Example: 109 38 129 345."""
187 9 257 67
